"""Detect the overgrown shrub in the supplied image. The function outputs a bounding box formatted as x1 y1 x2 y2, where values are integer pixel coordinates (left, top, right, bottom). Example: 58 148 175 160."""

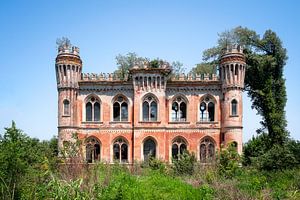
253 144 297 171
172 151 196 175
218 144 241 178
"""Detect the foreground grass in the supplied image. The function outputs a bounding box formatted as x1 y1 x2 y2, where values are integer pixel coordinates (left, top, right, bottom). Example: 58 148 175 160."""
40 164 300 200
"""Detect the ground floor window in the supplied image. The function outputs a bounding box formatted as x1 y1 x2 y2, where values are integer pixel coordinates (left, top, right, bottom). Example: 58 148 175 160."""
172 137 187 160
85 137 101 163
200 137 215 163
113 138 128 163
143 138 156 161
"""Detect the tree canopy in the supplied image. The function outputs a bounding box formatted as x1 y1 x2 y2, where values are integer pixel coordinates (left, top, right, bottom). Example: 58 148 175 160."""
194 27 288 149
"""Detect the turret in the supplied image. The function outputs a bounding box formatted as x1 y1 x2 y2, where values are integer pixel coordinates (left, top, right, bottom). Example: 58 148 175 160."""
55 41 82 150
220 45 246 154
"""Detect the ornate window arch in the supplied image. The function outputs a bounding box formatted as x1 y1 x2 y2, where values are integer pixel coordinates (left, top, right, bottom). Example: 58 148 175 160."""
231 99 238 116
85 137 101 163
200 137 216 163
142 94 158 121
113 95 128 121
172 137 187 160
63 99 70 115
143 137 157 161
113 137 128 163
85 96 101 122
199 95 216 122
171 95 187 122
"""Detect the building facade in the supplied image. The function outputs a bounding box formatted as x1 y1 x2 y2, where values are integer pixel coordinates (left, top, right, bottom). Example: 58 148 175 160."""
55 43 246 163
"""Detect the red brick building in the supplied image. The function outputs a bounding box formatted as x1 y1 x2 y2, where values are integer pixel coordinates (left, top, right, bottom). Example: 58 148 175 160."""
55 43 246 163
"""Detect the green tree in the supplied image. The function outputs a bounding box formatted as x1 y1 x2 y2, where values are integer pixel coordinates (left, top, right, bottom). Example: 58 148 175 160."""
197 26 288 148
114 52 185 79
0 121 58 199
114 52 148 79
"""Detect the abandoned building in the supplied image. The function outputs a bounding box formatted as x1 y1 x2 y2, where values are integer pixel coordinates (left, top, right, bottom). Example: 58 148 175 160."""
55 43 246 163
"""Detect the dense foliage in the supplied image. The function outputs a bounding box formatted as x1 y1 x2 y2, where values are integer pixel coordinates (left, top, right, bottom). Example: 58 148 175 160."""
0 122 300 199
114 52 185 79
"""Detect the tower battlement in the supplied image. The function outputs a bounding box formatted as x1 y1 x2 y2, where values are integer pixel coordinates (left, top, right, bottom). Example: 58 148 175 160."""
222 44 243 55
58 45 80 55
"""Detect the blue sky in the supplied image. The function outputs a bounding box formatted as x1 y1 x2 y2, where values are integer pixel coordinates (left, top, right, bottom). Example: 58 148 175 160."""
0 0 299 142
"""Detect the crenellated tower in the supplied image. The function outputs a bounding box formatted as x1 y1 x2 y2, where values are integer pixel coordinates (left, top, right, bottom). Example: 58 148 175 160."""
55 42 82 149
220 45 246 154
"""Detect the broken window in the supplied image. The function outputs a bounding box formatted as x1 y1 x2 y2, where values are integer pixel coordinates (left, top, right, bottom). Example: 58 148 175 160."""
171 96 187 122
85 137 101 163
113 138 128 163
200 96 215 122
85 96 100 122
172 137 187 160
200 137 215 163
143 138 156 161
113 96 128 121
143 95 157 121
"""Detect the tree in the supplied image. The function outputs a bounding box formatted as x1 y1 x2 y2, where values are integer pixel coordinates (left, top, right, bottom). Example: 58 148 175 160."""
114 52 186 79
114 52 148 79
197 26 288 148
0 122 58 199
56 37 71 49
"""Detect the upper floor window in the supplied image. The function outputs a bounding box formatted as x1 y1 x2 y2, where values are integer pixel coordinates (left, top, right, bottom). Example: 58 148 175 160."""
171 96 187 122
86 96 100 122
113 96 128 121
143 95 157 121
200 96 215 122
231 99 238 116
63 99 70 115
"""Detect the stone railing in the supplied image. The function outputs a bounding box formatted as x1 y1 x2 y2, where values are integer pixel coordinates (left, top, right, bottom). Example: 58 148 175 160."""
170 73 219 81
81 73 128 81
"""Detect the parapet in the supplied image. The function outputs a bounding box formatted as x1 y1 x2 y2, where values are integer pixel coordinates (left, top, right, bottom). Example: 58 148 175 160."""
170 73 219 81
58 45 80 55
81 73 128 81
222 44 243 55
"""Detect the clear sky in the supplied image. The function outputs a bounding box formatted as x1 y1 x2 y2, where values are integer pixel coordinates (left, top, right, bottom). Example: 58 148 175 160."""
0 0 299 142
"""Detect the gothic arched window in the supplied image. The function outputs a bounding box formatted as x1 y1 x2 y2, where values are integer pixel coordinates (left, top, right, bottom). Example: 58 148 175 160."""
200 137 215 163
231 99 238 116
171 96 187 122
142 95 158 121
113 96 128 121
113 138 128 163
200 96 215 122
143 138 156 161
85 96 101 122
63 99 70 115
172 137 187 160
85 137 101 163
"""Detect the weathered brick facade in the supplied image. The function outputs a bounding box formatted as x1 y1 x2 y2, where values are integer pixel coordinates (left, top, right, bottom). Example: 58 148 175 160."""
55 44 246 163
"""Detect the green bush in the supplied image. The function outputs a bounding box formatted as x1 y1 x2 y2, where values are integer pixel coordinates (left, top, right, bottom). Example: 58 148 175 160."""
253 144 297 171
172 151 196 176
218 144 241 178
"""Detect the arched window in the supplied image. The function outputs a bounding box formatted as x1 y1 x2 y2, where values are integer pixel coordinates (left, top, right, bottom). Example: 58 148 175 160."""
143 138 156 161
113 96 128 121
85 96 101 122
172 137 187 160
200 137 215 163
143 95 157 121
231 99 238 116
113 138 128 163
85 137 101 163
230 141 238 151
171 96 187 122
200 96 215 122
63 99 70 115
